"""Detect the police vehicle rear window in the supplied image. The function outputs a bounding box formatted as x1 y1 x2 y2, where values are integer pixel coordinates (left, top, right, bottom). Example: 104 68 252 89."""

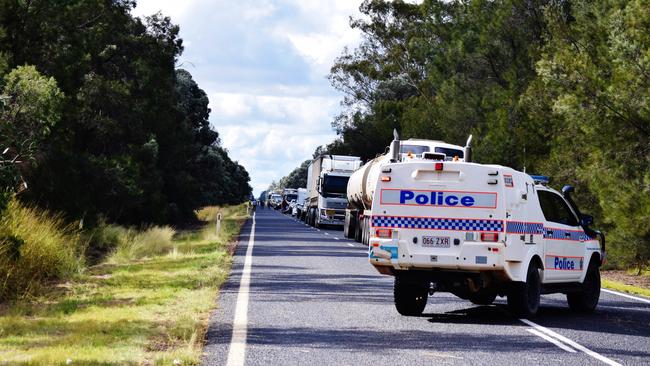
538 191 579 226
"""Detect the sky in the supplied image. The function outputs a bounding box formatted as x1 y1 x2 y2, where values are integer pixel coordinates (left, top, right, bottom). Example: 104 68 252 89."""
131 0 366 196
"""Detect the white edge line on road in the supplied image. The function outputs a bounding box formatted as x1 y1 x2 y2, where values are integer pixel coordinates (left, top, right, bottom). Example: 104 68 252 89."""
347 243 354 247
526 328 576 353
520 318 621 366
602 288 650 304
226 212 256 366
334 237 340 240
324 232 330 235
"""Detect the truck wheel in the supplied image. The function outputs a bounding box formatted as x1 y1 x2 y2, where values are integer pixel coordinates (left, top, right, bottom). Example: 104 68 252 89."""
354 216 362 243
394 276 428 316
567 260 600 313
507 263 541 317
362 217 370 245
469 288 497 305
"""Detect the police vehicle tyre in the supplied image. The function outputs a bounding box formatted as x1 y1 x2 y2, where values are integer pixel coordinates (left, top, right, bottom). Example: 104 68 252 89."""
468 288 498 306
394 277 428 316
507 263 541 317
567 261 600 313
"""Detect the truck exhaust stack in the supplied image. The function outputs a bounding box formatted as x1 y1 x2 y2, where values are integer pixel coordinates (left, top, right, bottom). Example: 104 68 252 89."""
464 135 473 163
390 129 400 163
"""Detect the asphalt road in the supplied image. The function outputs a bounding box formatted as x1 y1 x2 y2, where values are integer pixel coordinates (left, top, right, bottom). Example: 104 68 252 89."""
202 208 650 366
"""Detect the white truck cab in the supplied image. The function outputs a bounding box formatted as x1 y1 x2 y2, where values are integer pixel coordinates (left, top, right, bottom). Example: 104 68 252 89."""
399 139 465 161
368 160 603 317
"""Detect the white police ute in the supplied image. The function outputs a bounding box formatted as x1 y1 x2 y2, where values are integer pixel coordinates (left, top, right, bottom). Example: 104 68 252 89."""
368 161 604 317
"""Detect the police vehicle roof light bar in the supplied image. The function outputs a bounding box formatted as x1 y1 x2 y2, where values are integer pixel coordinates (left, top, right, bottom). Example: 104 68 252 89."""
529 174 550 185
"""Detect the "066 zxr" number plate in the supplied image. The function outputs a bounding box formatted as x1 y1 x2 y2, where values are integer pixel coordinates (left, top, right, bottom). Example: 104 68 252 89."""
422 236 450 248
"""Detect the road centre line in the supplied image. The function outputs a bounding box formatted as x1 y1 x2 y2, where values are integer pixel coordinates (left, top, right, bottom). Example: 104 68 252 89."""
526 328 576 353
226 212 256 366
601 289 650 304
520 318 621 366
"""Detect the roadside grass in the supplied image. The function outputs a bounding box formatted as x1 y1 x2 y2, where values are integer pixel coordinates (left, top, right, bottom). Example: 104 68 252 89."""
0 200 85 301
0 204 248 366
602 279 650 298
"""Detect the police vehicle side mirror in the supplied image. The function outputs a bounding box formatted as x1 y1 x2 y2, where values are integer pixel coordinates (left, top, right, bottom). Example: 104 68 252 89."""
561 185 575 197
580 214 593 227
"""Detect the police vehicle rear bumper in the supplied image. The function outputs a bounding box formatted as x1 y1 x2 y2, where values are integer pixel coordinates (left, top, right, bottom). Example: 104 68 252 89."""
369 239 506 272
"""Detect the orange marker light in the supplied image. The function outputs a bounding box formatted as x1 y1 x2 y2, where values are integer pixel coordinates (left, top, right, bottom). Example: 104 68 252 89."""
381 176 391 182
480 233 499 242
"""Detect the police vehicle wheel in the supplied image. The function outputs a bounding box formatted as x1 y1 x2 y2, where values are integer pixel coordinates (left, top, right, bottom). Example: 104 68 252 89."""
468 288 497 305
394 277 428 316
567 261 600 313
507 263 541 317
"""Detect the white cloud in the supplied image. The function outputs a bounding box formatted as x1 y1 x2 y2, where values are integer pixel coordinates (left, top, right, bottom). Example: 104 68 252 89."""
210 93 252 118
274 1 362 77
131 0 194 21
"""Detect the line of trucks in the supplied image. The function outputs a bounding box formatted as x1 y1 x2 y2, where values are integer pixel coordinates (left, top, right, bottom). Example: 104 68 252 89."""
278 132 605 317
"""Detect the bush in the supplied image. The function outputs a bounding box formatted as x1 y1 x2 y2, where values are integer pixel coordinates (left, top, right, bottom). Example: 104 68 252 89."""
84 222 130 264
0 200 83 300
109 225 175 261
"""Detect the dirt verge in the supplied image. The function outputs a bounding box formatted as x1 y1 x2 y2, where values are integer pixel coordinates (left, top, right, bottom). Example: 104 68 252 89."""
602 270 650 290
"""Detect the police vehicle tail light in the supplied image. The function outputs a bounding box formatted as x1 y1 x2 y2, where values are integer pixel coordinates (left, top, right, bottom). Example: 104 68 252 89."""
381 176 391 182
480 232 499 242
375 228 392 238
435 162 443 171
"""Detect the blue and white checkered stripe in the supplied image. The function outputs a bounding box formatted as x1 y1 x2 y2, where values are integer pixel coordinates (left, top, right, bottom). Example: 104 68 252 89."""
544 228 591 241
372 216 503 232
506 221 544 234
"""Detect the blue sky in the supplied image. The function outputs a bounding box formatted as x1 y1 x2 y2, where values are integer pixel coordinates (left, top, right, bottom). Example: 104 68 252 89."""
131 0 365 196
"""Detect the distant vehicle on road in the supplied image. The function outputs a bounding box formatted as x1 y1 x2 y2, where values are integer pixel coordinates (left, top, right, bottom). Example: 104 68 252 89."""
282 188 298 214
293 188 307 218
305 155 362 228
367 134 604 317
268 192 282 210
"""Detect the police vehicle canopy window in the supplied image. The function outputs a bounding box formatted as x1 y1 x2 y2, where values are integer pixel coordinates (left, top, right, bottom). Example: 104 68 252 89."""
434 147 464 161
400 145 430 157
538 191 579 226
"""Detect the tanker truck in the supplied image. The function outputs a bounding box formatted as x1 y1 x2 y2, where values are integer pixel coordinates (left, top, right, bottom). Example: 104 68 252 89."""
305 155 362 228
344 131 472 244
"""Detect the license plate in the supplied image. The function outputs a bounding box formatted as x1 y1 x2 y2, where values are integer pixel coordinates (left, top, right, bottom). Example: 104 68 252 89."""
326 209 335 216
422 236 450 248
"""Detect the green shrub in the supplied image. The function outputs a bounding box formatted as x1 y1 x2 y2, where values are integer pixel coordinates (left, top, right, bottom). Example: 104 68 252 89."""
0 200 83 300
109 226 175 261
83 222 130 264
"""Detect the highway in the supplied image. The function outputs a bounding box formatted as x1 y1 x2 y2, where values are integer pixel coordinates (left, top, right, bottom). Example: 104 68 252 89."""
202 209 650 366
